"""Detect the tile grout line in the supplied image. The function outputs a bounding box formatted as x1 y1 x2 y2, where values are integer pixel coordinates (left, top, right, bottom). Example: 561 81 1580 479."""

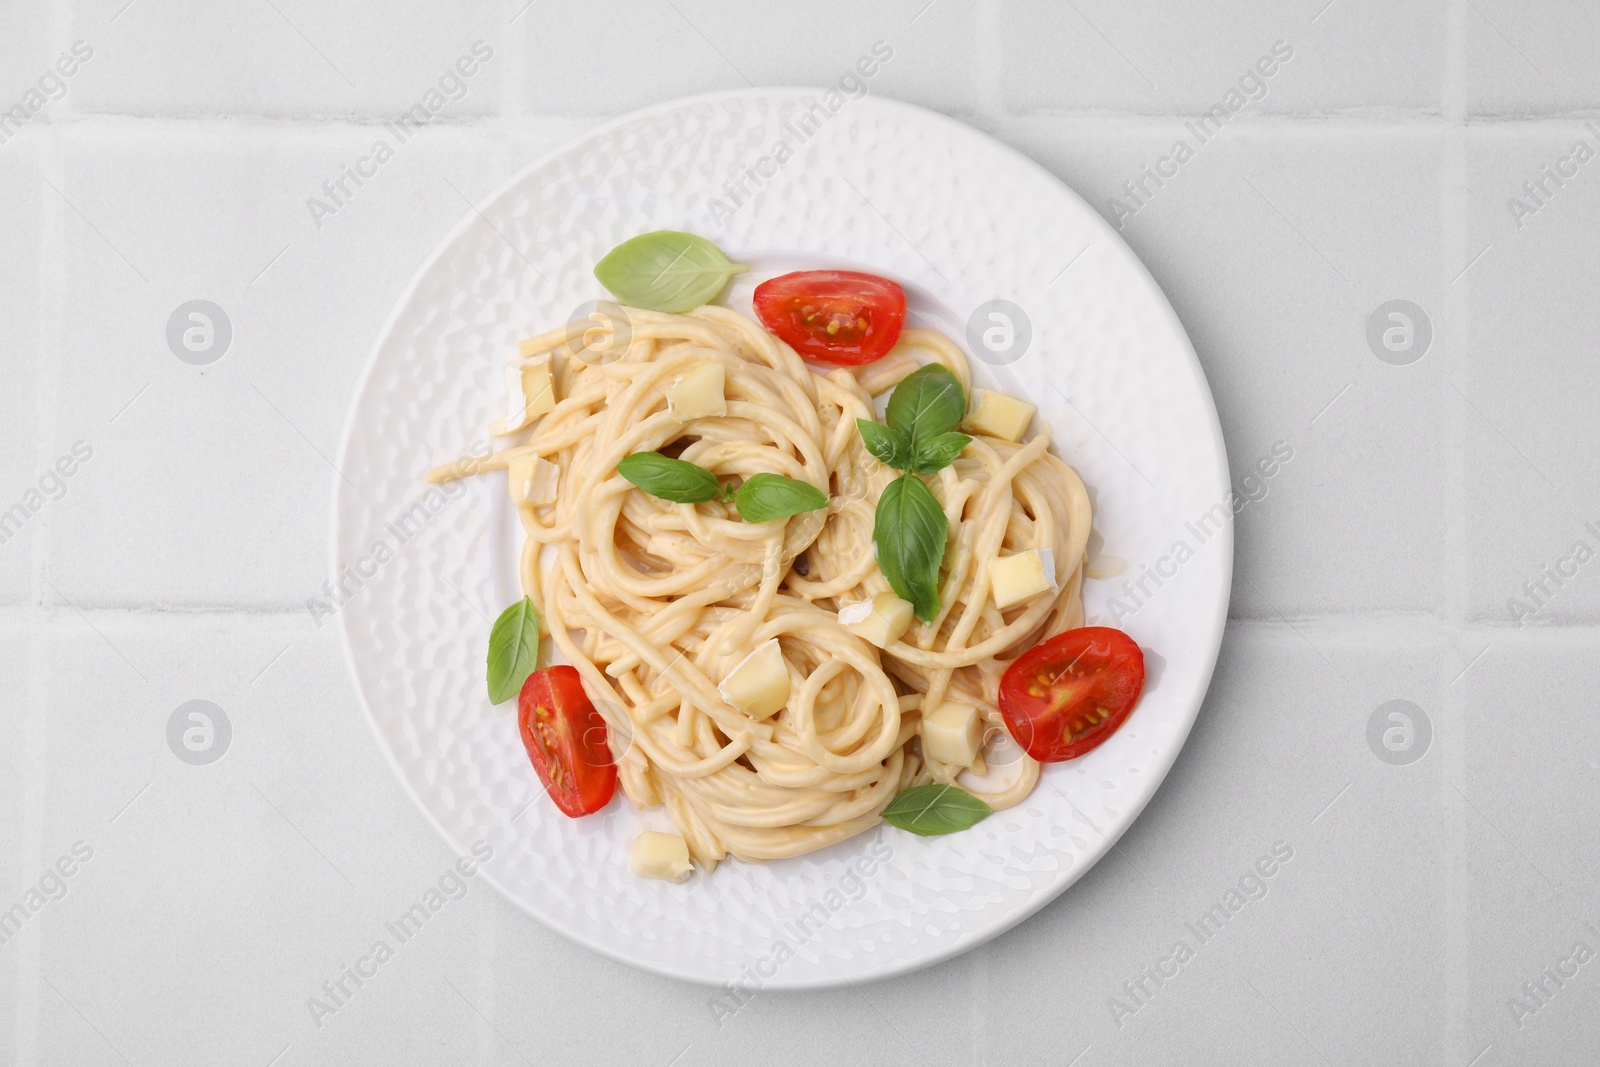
14 592 45 1066
23 109 1600 131
1439 1 1474 1062
14 60 74 1058
9 13 72 1067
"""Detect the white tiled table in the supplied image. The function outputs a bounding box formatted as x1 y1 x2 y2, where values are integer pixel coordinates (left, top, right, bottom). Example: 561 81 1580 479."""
4 2 1598 1064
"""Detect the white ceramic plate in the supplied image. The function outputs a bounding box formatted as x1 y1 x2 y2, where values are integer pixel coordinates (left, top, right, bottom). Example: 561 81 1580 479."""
332 89 1230 989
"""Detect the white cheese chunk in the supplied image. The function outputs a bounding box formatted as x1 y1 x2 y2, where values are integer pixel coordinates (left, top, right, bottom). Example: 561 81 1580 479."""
506 455 560 505
838 592 914 648
630 831 692 882
921 701 983 767
664 363 726 420
836 600 872 625
961 389 1036 442
491 353 556 435
990 547 1058 609
718 638 790 720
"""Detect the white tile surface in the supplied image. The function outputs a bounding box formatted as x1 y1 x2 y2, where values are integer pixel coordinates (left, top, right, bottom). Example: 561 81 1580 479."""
1462 631 1600 913
1461 632 1600 1061
928 624 1461 1065
1462 0 1600 116
5 0 1600 1064
517 0 980 118
1462 125 1600 624
0 625 32 1062
1000 0 1448 116
0 7 58 115
67 0 510 119
1016 123 1454 616
20 616 464 1065
0 146 44 604
42 123 568 609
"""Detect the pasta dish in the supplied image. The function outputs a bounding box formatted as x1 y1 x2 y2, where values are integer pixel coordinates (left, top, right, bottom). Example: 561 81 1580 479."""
429 231 1145 881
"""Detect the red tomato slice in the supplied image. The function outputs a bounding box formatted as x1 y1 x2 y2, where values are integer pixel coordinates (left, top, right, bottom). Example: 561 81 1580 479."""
517 666 618 817
998 627 1145 763
752 270 906 365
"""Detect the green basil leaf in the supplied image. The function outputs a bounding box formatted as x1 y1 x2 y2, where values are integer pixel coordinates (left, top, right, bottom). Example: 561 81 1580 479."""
617 452 723 503
873 473 947 624
733 473 829 523
593 231 748 313
880 783 992 836
907 431 971 474
885 364 967 455
487 596 540 704
856 418 910 470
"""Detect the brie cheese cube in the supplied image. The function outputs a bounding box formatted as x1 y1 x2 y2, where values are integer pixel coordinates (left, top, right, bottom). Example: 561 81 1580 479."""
664 363 726 420
921 701 983 767
491 353 556 434
718 638 790 720
506 455 560 505
630 831 692 882
961 389 1036 442
989 547 1057 609
838 592 914 648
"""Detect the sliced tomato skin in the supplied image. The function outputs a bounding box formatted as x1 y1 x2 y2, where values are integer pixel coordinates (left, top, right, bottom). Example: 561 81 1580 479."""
998 627 1145 763
517 666 617 818
752 270 906 365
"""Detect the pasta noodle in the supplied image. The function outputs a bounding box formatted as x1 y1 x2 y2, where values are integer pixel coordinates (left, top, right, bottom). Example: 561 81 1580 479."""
430 304 1093 870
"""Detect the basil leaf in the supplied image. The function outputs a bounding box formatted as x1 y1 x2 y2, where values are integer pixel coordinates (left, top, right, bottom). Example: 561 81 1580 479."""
873 473 947 624
907 431 971 474
885 364 966 456
487 596 540 704
733 473 828 523
880 783 992 836
593 231 748 313
617 452 723 503
856 418 910 470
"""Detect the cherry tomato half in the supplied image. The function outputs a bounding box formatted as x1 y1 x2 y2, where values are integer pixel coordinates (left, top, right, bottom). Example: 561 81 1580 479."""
998 627 1145 763
752 270 906 365
517 666 617 817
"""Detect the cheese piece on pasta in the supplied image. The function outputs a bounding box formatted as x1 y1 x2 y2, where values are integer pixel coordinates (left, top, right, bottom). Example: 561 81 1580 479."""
718 638 790 720
507 455 560 505
664 364 726 420
962 389 1036 442
838 592 914 648
631 831 692 882
491 353 555 434
989 547 1056 609
922 701 982 766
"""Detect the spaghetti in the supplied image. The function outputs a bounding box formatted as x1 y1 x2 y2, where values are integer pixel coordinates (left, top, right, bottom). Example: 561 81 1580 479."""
430 304 1092 869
